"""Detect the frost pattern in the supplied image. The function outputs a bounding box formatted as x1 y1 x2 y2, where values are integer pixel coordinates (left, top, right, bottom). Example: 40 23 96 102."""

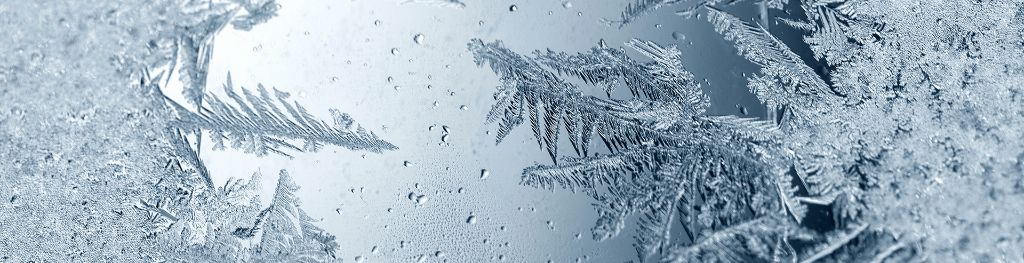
0 0 389 261
165 72 397 158
473 0 1024 262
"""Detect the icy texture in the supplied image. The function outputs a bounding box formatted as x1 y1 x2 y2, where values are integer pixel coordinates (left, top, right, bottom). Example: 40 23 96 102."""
0 0 390 261
473 0 1024 262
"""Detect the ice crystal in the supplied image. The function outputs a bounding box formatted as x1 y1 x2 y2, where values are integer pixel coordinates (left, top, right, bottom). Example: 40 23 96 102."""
164 72 397 158
0 1 388 261
474 0 1024 261
471 38 796 261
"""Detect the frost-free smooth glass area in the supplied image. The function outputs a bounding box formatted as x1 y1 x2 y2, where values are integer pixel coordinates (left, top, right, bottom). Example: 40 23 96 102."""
2 0 1024 262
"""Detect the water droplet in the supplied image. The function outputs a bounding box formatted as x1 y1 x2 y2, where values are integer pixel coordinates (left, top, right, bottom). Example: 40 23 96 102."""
416 254 427 262
562 1 572 8
387 76 394 83
335 208 343 215
435 251 446 257
498 255 506 261
415 195 428 205
391 48 400 55
576 232 583 239
442 125 451 133
427 84 433 89
466 215 477 224
457 187 465 193
500 226 507 231
354 255 364 263
509 5 518 12
303 31 310 36
738 105 748 115
548 11 554 15
655 24 662 28
480 169 490 179
441 134 450 143
330 76 339 83
577 12 583 16
433 101 440 107
374 20 382 26
478 20 485 26
371 245 380 254
413 34 425 45
428 125 436 131
672 32 687 41
459 105 469 111
404 161 413 167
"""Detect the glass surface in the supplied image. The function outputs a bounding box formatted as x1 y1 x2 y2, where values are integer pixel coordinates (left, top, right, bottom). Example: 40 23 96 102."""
3 0 1023 262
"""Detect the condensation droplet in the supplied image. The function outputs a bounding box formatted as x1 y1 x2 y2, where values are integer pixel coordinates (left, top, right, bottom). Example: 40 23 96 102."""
466 215 477 224
441 134 450 143
480 169 490 179
387 76 394 83
442 125 451 133
371 245 380 254
354 255 364 263
509 5 518 12
413 33 425 45
374 20 382 26
415 195 428 205
391 48 400 55
562 1 572 8
459 105 469 111
435 251 446 257
404 161 413 167
416 254 427 263
672 31 687 41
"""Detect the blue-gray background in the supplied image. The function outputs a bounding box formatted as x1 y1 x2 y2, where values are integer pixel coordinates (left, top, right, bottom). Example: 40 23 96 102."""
189 1 770 261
